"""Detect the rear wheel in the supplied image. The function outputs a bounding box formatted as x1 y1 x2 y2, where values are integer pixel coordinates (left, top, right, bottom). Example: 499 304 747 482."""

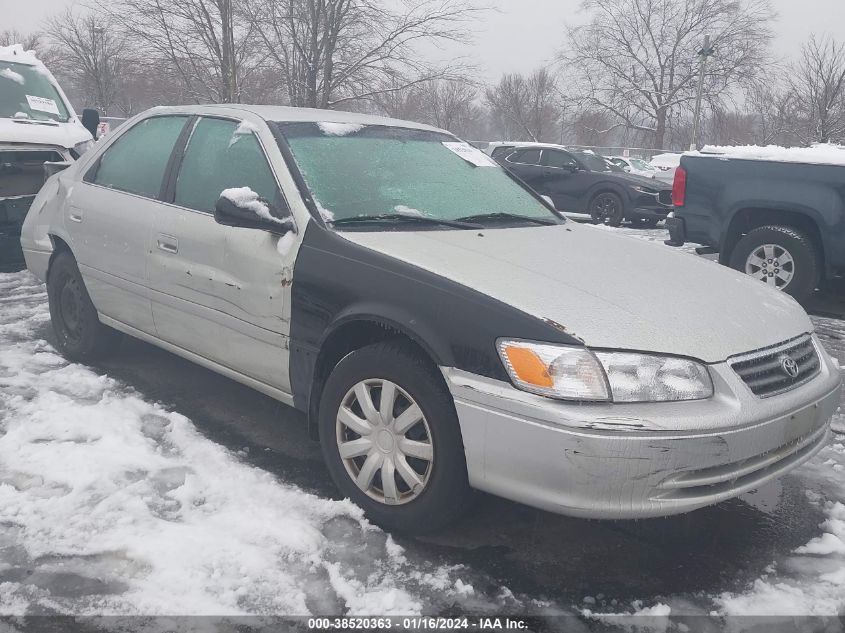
47 251 122 362
318 340 471 533
729 225 820 302
590 192 625 227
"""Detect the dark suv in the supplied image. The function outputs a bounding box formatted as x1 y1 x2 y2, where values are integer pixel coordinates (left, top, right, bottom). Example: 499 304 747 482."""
496 145 673 227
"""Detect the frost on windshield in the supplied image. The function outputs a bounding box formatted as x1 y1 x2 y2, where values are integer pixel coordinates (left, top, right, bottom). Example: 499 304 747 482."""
0 67 24 85
220 186 290 226
317 122 365 137
228 120 260 148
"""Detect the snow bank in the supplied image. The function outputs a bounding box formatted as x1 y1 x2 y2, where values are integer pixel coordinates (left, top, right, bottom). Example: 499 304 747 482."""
0 272 506 616
694 143 845 167
713 441 845 616
317 122 365 137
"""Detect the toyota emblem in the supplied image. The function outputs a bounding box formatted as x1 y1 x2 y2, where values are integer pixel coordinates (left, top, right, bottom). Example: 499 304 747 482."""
780 355 799 379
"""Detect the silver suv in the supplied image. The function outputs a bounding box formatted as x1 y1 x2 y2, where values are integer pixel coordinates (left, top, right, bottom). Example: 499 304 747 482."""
20 105 842 533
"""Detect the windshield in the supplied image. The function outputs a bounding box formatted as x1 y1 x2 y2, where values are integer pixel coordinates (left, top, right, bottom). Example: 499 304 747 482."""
0 61 70 122
273 122 561 229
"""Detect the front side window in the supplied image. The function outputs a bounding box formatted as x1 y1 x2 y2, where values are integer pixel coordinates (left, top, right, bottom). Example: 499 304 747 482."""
0 61 70 122
174 117 284 215
92 116 188 198
274 122 559 228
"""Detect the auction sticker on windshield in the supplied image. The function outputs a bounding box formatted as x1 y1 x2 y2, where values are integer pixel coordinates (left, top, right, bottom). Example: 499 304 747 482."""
26 95 60 115
442 142 497 167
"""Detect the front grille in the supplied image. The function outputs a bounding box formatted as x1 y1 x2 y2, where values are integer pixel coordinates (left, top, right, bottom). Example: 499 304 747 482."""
729 334 820 397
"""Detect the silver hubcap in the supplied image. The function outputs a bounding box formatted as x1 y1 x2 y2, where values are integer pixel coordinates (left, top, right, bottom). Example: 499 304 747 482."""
745 244 795 289
336 379 434 505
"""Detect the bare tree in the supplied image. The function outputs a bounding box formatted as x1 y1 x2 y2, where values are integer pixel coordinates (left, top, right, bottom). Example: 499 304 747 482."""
97 0 260 103
788 34 845 144
420 78 481 135
485 68 561 141
563 0 775 149
243 0 483 109
44 10 129 114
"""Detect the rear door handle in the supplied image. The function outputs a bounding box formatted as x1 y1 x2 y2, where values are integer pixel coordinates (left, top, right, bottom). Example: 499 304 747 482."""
157 235 178 254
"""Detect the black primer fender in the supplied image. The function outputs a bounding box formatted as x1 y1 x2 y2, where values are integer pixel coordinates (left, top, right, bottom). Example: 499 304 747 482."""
289 223 582 412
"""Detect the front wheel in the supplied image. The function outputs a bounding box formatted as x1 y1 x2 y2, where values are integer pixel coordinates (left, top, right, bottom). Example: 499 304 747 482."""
318 340 472 533
729 225 820 302
589 192 625 227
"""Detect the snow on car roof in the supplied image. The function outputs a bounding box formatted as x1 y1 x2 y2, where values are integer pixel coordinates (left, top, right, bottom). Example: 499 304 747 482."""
693 143 845 167
0 44 42 66
650 153 682 167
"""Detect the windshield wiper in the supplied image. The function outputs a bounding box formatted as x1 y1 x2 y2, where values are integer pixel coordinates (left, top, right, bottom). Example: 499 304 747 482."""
328 213 482 230
453 212 558 226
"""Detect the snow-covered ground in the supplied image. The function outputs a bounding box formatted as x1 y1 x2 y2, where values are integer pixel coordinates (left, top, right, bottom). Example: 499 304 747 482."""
0 273 519 617
1 222 844 622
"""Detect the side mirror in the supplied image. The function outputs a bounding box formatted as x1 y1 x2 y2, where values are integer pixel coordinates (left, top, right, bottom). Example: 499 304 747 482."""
81 108 100 139
214 188 293 234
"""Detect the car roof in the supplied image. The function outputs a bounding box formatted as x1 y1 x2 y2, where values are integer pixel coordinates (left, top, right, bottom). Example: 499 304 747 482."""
143 104 449 135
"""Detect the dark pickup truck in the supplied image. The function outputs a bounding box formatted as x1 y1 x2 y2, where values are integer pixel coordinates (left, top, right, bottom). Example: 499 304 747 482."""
666 152 845 302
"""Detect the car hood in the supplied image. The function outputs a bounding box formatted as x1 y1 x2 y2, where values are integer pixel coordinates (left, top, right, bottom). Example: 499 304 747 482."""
341 223 812 363
0 117 90 150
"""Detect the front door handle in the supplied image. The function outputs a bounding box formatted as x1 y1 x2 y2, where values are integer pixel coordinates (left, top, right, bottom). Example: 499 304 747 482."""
68 210 83 223
157 235 178 254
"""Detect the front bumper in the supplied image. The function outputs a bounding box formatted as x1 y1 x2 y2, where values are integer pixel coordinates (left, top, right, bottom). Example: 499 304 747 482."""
442 343 841 519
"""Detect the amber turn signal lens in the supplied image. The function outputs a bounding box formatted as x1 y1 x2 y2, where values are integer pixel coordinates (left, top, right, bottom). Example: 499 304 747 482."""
503 346 554 388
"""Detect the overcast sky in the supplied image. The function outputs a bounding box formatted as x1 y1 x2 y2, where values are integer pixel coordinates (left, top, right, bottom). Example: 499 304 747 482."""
3 0 844 81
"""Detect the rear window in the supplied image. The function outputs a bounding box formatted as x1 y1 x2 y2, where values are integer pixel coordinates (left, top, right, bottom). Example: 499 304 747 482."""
0 61 70 122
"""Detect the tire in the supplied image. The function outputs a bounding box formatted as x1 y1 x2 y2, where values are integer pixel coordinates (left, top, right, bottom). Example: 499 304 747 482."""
589 192 625 227
47 251 122 362
318 339 472 533
729 225 820 302
632 218 660 229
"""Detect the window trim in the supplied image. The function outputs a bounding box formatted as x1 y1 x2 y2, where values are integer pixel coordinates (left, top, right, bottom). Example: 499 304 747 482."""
505 148 543 167
82 114 192 200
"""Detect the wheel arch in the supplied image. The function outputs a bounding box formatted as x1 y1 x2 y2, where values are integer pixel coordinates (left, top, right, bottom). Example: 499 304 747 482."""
305 313 448 440
46 234 74 281
720 207 825 273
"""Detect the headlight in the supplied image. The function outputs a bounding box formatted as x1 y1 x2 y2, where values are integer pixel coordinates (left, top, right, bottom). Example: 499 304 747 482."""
632 185 657 195
497 340 713 403
72 139 95 158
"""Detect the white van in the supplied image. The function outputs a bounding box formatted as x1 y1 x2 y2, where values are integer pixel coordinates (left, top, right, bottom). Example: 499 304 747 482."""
1 44 97 271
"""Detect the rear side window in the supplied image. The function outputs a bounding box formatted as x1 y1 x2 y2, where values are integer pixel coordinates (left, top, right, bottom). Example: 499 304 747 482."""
174 117 282 215
92 116 187 198
508 149 541 165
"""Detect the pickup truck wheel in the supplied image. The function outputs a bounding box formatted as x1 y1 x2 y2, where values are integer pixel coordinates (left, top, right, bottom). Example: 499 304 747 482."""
729 226 820 302
318 340 471 533
590 192 625 227
47 251 122 362
633 218 660 228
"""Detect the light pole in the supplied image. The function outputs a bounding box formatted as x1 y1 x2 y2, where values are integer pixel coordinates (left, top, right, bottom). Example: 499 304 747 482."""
690 34 715 151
